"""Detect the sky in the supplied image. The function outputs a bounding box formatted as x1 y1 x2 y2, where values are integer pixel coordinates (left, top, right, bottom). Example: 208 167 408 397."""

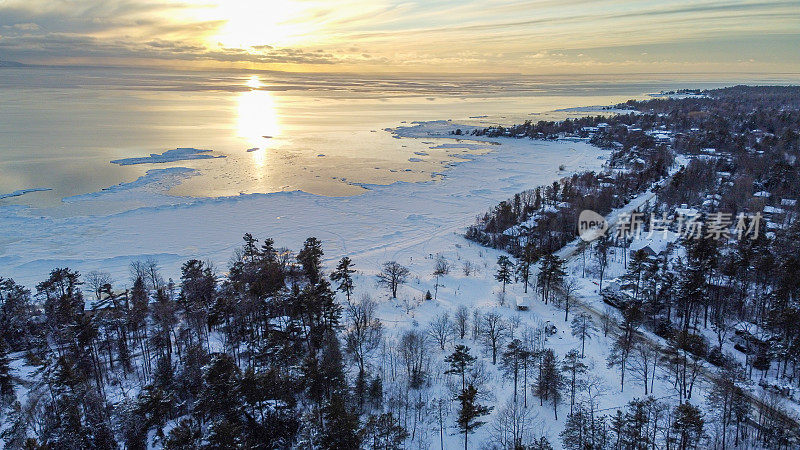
0 0 798 74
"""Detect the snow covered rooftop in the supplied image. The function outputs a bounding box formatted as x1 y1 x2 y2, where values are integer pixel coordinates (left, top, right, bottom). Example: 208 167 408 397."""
629 231 677 256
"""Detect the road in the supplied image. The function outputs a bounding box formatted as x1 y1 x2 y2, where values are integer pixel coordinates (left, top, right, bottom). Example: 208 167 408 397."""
550 180 800 432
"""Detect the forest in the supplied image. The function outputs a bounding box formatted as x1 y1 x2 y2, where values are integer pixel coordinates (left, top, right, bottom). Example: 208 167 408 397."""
1 86 800 449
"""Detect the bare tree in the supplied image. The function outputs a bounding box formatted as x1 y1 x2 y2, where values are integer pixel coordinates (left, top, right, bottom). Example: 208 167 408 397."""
630 339 659 396
471 309 482 341
345 294 383 378
428 312 453 350
377 261 410 298
558 278 581 322
570 313 597 358
601 306 617 337
482 312 508 365
462 260 476 276
399 329 429 390
130 260 148 285
454 305 470 340
490 398 537 449
432 254 449 301
144 257 164 290
85 270 112 301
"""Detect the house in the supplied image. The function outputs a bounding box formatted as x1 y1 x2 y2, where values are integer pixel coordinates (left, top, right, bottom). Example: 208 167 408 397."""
628 231 676 260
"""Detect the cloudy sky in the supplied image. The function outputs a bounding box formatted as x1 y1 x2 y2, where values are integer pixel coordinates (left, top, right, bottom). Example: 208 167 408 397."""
0 0 797 74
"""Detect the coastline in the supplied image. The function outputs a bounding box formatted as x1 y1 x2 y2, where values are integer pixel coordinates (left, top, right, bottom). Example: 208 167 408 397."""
0 121 608 287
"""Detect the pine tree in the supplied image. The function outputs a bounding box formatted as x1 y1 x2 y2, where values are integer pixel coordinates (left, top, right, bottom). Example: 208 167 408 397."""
496 256 514 292
297 237 325 284
0 338 14 404
320 392 361 449
561 406 590 450
672 403 704 450
330 256 355 301
516 242 539 293
361 412 408 449
501 339 525 403
538 254 566 304
535 348 563 420
456 384 492 450
0 277 33 350
446 345 477 391
561 350 587 414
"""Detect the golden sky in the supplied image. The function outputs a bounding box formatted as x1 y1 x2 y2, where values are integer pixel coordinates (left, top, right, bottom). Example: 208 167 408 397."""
0 0 797 74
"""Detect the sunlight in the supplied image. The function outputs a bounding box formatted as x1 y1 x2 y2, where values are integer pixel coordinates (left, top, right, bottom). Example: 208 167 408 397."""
237 77 280 172
246 75 262 89
211 0 313 48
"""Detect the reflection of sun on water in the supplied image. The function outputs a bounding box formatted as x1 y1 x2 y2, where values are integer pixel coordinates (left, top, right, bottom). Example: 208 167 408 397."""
237 76 280 174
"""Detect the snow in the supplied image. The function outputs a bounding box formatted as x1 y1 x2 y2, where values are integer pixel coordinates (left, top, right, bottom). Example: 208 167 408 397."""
628 231 678 255
0 187 52 200
2 120 764 448
0 122 607 290
110 147 225 166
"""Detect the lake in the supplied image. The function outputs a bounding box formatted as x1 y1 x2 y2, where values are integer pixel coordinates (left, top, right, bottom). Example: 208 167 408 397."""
0 67 791 216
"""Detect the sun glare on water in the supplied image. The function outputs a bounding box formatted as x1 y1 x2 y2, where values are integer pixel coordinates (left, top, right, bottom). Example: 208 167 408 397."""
237 76 280 171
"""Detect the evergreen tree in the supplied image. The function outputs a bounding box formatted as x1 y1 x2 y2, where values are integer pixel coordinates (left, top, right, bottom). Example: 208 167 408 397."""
0 338 14 404
330 256 355 301
495 255 514 293
535 348 563 420
0 277 33 350
570 313 597 358
672 403 704 450
446 344 477 391
297 237 325 284
320 392 361 450
361 412 408 449
500 339 525 403
516 241 539 293
538 254 566 304
561 350 587 414
456 384 492 450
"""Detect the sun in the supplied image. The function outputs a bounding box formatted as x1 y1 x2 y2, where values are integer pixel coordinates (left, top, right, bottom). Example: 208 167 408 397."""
246 75 262 89
210 0 313 48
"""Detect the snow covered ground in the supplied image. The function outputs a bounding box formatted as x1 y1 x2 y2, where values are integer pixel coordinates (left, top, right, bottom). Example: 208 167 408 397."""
2 122 765 448
0 122 605 289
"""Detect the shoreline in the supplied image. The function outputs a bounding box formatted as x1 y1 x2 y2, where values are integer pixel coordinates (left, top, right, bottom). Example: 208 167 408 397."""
0 121 608 287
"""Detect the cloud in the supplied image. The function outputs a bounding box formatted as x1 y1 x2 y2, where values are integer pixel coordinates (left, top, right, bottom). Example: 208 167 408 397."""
0 0 797 73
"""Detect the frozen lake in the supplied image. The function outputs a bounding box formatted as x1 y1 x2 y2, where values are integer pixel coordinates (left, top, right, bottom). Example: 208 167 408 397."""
0 66 756 215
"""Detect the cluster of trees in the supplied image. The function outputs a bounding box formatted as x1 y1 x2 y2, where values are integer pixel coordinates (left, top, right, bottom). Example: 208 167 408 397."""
466 126 672 257
0 236 407 449
0 235 588 450
467 86 800 448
